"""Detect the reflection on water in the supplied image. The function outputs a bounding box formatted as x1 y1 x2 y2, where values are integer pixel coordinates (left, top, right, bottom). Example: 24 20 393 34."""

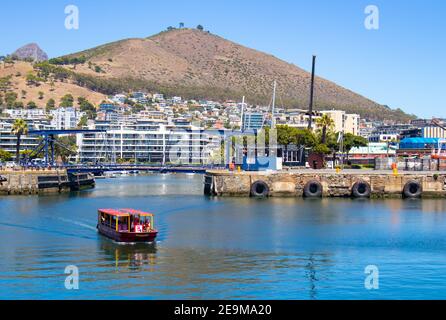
99 239 157 271
1 174 446 299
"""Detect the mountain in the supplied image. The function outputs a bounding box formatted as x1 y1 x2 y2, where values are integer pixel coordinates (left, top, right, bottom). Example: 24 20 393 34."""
12 43 48 62
55 29 413 121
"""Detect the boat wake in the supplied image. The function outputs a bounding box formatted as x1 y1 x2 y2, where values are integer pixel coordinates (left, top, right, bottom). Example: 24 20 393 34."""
54 217 98 232
0 221 96 240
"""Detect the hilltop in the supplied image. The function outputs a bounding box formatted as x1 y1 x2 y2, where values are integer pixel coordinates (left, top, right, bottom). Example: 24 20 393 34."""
54 28 413 121
12 43 48 62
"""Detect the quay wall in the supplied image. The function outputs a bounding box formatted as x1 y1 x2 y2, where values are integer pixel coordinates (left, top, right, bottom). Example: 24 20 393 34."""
204 170 446 198
0 169 94 195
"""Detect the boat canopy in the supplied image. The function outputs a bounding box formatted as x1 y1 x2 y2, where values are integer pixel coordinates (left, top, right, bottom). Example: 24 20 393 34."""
98 208 154 217
121 208 154 217
99 209 129 217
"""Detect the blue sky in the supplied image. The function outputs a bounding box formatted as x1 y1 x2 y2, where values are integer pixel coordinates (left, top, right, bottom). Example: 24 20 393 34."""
1 0 445 118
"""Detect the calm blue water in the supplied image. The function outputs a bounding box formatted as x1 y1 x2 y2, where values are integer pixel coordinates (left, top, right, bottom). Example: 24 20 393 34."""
1 173 446 300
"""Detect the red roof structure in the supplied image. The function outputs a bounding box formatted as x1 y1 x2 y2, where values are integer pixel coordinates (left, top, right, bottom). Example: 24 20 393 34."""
98 208 153 217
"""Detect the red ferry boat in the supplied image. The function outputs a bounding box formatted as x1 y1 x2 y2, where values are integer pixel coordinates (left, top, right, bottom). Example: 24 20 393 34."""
97 208 158 243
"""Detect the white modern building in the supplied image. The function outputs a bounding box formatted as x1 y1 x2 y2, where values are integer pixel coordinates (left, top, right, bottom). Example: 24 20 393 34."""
50 107 85 130
0 121 43 160
76 121 220 164
4 109 47 120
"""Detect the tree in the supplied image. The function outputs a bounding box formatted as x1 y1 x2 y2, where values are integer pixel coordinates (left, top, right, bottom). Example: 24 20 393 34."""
5 92 17 106
295 128 317 148
132 103 145 114
3 56 14 68
55 135 78 162
0 149 12 162
60 94 74 108
179 22 185 29
0 75 12 92
77 115 88 128
46 98 56 112
277 125 297 146
197 25 204 31
312 143 331 155
38 91 44 100
78 97 97 119
13 101 24 109
26 72 42 86
315 114 335 144
343 133 368 160
11 119 29 163
26 101 37 109
326 132 341 165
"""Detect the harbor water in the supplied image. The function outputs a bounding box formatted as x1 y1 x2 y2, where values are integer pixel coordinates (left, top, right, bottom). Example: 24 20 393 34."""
1 173 446 299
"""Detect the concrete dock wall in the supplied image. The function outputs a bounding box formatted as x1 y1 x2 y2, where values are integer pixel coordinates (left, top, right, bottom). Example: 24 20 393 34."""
204 170 446 198
0 170 94 195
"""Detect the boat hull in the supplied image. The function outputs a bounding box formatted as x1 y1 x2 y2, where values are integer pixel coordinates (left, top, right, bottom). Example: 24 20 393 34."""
97 224 158 243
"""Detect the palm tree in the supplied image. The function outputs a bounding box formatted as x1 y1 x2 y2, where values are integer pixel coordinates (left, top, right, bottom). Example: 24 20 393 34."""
315 114 335 144
11 119 28 164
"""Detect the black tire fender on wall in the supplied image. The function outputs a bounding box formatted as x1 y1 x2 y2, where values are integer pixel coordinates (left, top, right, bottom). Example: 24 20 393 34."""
403 180 422 198
250 180 270 198
303 180 323 198
351 180 371 198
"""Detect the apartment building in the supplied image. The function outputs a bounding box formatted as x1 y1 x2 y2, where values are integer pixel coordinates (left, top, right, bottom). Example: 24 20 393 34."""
242 113 264 131
0 121 44 159
50 107 85 130
76 121 220 164
320 110 360 135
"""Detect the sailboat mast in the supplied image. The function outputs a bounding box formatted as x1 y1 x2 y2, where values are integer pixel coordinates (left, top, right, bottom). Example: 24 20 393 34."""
241 96 245 132
308 55 316 130
271 80 277 129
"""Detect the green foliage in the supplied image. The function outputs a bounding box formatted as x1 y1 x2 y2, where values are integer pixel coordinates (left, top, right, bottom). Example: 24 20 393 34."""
48 56 87 65
25 72 43 86
55 135 78 162
0 75 12 92
13 101 24 109
0 149 12 162
26 101 37 109
60 94 74 108
78 97 97 119
312 143 331 155
276 125 316 148
77 115 88 128
197 25 204 31
343 133 368 155
11 118 29 162
94 65 103 73
315 114 335 144
34 61 72 81
132 104 145 114
46 98 56 112
5 92 18 106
